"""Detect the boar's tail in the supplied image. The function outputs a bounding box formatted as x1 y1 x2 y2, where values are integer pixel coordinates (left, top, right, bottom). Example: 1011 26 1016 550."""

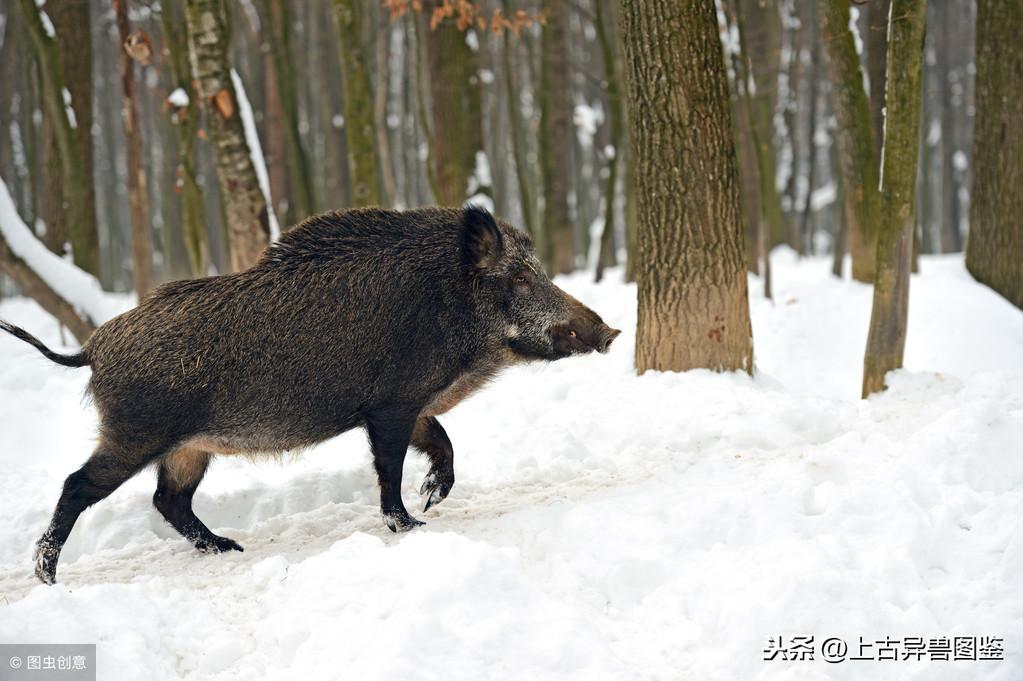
0 319 90 368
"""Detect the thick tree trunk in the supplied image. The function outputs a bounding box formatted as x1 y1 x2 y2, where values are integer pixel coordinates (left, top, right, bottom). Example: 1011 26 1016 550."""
115 0 152 298
185 0 270 273
373 8 399 207
623 0 754 374
15 0 99 277
819 0 881 283
261 0 316 221
416 2 489 207
862 0 926 398
966 0 1023 309
161 4 209 278
333 0 382 207
539 0 575 273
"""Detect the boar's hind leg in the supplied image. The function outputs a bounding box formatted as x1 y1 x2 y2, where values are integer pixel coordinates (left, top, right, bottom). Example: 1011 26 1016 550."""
411 416 455 512
34 440 157 585
365 410 425 533
153 448 243 554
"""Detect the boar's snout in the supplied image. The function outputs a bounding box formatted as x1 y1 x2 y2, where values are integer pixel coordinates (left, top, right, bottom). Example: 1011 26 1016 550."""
551 318 622 355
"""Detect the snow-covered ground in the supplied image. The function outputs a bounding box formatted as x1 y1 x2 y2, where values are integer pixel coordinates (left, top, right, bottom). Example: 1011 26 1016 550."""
0 250 1020 681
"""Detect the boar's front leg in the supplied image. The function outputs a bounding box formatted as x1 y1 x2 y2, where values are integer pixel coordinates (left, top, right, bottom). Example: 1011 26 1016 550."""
365 409 425 532
411 415 455 512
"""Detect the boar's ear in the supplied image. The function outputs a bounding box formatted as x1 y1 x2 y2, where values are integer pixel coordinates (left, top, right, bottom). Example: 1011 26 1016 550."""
461 204 504 270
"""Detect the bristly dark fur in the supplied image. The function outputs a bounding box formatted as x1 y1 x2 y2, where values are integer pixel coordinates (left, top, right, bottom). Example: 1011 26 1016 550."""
11 205 618 585
0 319 90 367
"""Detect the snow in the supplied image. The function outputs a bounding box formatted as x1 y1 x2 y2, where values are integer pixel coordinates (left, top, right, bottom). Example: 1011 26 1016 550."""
166 88 189 108
62 88 76 129
35 0 56 40
230 69 280 240
0 178 124 326
465 150 492 204
0 251 1020 680
573 102 604 150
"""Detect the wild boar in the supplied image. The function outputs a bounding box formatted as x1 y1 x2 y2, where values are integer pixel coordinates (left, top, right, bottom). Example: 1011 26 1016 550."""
0 205 620 584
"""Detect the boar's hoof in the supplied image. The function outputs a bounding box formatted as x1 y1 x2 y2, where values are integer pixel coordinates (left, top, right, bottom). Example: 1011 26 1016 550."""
33 538 59 585
195 534 244 554
382 509 425 533
419 470 454 512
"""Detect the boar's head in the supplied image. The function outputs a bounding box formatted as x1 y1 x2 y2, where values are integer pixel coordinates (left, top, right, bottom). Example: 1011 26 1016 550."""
460 205 621 361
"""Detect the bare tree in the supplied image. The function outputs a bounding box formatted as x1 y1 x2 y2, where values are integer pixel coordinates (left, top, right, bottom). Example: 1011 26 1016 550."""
818 0 881 283
334 0 382 206
15 0 99 276
623 0 754 374
862 0 927 397
966 0 1023 309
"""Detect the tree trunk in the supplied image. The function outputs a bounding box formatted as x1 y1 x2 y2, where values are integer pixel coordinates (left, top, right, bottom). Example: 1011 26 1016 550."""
185 0 270 272
261 0 316 221
161 4 209 278
114 0 152 298
862 0 926 397
373 7 399 206
594 0 622 283
867 0 890 161
501 0 538 240
736 0 788 251
539 0 575 273
966 0 1023 309
623 0 754 374
818 0 881 283
416 2 489 207
15 0 99 277
333 0 382 207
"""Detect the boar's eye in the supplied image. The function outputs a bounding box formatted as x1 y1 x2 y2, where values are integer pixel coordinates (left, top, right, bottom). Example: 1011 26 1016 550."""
513 273 529 287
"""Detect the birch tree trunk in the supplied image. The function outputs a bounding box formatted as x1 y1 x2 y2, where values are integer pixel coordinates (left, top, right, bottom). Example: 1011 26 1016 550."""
623 0 754 374
966 0 1023 309
185 0 270 272
862 0 927 397
819 0 881 283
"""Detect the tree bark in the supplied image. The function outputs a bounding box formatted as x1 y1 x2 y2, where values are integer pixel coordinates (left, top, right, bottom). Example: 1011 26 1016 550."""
539 0 575 273
38 0 91 259
161 4 209 278
862 0 926 397
260 0 316 221
867 0 890 161
818 0 881 283
114 0 152 298
15 0 99 277
736 0 788 251
416 2 489 207
594 0 622 282
333 0 382 207
623 0 754 374
501 0 538 240
966 0 1023 309
185 0 270 273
